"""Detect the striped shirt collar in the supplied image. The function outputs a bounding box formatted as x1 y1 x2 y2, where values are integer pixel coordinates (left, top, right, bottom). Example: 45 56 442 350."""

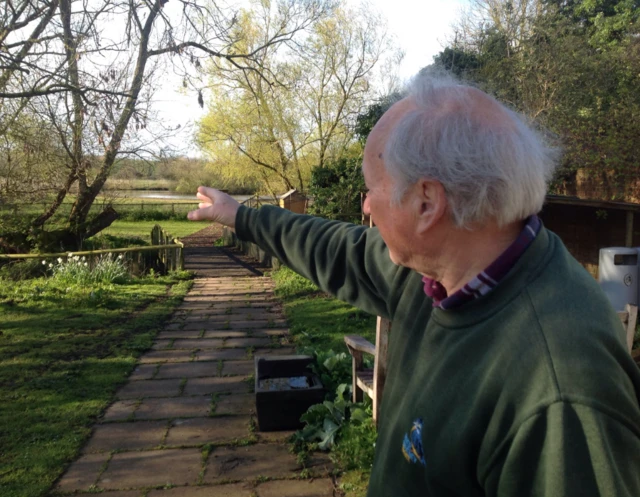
422 216 542 310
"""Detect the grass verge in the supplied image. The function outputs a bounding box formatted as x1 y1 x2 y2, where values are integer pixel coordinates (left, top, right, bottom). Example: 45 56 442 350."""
0 272 193 497
99 219 210 243
272 266 377 497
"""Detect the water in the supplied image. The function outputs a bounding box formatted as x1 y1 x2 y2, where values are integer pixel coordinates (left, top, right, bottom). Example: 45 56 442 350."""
103 190 253 202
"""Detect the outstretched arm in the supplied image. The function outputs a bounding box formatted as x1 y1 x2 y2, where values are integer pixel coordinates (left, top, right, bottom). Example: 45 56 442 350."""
188 187 409 319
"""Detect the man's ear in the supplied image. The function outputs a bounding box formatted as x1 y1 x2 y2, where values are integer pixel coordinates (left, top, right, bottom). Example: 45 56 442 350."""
415 179 447 234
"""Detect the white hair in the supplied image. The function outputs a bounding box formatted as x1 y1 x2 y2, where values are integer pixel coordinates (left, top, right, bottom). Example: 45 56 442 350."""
384 73 560 228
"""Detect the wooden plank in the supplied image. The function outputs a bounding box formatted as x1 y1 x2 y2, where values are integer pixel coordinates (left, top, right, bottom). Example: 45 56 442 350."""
625 304 638 352
356 370 374 398
344 335 376 355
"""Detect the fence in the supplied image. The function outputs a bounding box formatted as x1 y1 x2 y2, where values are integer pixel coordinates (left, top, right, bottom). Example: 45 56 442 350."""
0 224 184 275
241 195 278 209
0 201 200 218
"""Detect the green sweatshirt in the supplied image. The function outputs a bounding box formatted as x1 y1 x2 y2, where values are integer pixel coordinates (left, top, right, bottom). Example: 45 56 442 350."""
236 205 640 497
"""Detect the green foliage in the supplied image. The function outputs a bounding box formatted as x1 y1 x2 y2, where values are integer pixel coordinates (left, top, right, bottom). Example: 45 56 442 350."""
303 349 356 397
0 272 192 497
435 0 640 200
294 384 369 451
354 93 402 144
272 265 321 300
333 414 377 471
0 259 48 281
307 157 366 223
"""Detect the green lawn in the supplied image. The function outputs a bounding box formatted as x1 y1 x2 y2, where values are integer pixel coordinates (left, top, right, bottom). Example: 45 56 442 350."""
0 273 193 497
100 219 210 243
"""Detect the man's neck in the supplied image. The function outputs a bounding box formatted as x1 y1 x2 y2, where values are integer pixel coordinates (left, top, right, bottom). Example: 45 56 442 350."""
418 220 524 296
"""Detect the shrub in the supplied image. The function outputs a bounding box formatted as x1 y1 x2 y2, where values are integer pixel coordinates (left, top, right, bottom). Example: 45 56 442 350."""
0 259 47 281
307 157 365 224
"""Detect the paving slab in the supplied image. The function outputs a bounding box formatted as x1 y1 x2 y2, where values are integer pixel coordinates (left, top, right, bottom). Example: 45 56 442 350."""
252 347 296 356
172 338 225 349
184 376 251 396
223 337 273 348
97 449 202 490
256 478 335 497
75 492 143 497
214 393 255 415
165 416 251 446
83 421 168 453
221 360 254 376
55 452 109 492
255 429 296 443
207 301 274 310
135 396 212 420
147 483 254 497
102 400 138 422
128 364 157 381
167 312 276 324
116 379 182 399
138 349 195 364
156 330 203 339
203 330 251 338
195 348 248 362
204 444 301 483
250 328 289 337
155 362 220 379
151 340 174 350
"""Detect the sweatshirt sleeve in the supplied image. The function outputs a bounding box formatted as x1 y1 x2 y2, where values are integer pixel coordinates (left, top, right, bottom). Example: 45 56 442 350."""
234 205 408 319
483 400 640 497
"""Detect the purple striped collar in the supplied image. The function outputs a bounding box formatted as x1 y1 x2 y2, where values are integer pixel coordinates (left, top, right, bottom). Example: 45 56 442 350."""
422 216 541 310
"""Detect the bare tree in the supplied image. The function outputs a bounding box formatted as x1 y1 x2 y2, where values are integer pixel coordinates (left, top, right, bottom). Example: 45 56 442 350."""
0 0 331 251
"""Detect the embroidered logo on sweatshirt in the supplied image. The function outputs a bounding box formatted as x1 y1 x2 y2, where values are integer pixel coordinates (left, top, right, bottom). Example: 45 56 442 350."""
402 418 426 466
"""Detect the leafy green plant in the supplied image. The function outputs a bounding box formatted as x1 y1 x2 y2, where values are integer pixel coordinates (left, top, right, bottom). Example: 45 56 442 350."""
294 384 368 451
303 348 370 397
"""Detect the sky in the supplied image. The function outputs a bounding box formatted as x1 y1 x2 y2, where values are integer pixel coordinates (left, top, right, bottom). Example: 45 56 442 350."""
153 0 468 156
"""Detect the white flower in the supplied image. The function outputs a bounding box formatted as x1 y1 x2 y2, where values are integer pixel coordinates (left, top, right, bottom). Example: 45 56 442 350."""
84 263 88 267
57 258 63 263
68 253 73 257
42 260 46 265
81 256 86 261
118 255 123 260
48 263 53 268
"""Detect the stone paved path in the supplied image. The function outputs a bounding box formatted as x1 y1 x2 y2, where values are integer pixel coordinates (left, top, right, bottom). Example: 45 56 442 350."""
54 227 337 496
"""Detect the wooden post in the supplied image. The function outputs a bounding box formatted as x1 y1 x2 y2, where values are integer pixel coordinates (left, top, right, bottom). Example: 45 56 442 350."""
373 317 391 426
626 211 634 248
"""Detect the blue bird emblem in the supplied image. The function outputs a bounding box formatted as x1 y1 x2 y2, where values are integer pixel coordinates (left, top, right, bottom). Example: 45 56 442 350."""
402 418 426 466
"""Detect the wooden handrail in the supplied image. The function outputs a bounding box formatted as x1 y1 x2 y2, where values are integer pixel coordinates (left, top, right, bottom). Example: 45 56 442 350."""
0 244 183 259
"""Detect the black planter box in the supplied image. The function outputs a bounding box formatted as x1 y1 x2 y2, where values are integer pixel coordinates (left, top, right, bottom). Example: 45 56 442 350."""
255 355 325 431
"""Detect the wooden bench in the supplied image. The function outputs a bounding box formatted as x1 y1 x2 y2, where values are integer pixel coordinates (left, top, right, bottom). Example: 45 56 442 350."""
344 317 391 426
344 303 639 427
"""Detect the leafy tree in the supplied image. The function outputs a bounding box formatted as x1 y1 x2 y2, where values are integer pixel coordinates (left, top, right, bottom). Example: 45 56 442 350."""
197 2 399 196
436 0 640 200
307 157 365 223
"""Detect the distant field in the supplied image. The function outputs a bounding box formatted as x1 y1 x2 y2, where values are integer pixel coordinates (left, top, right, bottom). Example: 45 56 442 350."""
100 219 210 242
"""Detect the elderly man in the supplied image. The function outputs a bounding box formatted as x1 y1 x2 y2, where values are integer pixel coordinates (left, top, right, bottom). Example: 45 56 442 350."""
188 74 640 496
